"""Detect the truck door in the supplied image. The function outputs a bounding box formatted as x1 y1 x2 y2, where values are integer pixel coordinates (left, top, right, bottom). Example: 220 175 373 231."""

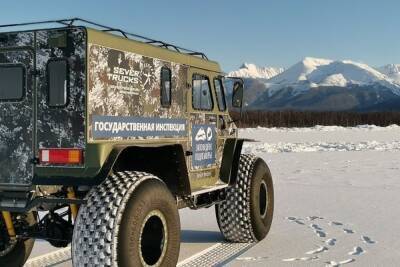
35 29 86 158
0 47 35 187
188 68 224 193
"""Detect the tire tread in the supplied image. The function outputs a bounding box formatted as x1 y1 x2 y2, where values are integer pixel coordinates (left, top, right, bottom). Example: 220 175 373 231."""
72 171 160 267
216 154 258 242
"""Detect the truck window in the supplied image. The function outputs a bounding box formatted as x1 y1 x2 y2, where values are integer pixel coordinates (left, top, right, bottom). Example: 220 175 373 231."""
213 78 226 111
0 65 25 101
192 74 213 111
161 67 172 107
47 59 69 107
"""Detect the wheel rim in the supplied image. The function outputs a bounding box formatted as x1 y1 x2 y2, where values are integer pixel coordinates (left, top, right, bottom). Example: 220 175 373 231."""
139 210 168 266
259 180 268 219
0 216 17 257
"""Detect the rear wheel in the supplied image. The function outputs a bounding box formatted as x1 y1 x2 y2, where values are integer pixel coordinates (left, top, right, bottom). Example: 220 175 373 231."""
0 212 36 267
216 154 274 242
72 171 180 267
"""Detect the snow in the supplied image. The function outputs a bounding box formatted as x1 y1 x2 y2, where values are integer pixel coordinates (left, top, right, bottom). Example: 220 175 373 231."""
308 60 386 84
243 140 400 154
240 125 400 153
248 124 400 132
228 63 284 80
268 57 333 84
28 124 400 266
264 57 400 96
229 59 400 94
320 73 348 87
229 124 400 266
227 58 400 97
378 64 400 83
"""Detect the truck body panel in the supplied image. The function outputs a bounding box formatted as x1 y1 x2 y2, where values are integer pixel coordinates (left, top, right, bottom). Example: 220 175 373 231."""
0 28 86 188
85 29 235 193
0 25 238 196
0 35 34 186
0 21 261 267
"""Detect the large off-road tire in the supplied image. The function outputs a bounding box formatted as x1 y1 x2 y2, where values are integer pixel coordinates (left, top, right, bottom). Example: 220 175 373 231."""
72 171 180 267
216 154 274 242
0 212 36 267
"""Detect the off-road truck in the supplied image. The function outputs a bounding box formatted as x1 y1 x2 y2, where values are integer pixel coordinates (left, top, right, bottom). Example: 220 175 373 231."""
0 18 274 267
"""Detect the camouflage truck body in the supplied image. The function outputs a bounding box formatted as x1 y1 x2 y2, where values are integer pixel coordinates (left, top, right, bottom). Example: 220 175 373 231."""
0 22 274 267
0 28 86 191
0 26 241 210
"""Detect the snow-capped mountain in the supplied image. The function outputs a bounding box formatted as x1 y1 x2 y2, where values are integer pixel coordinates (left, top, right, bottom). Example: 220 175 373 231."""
265 57 400 96
228 63 284 80
378 64 400 83
228 58 400 111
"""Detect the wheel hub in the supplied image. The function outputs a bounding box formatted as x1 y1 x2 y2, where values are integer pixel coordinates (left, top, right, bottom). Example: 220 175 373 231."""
259 180 268 219
139 210 168 266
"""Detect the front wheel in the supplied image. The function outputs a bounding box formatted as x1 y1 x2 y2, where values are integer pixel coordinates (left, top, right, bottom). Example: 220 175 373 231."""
72 171 181 267
216 154 274 242
0 212 36 267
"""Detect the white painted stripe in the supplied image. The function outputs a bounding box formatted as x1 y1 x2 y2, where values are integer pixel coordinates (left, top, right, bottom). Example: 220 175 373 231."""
25 247 71 267
177 243 222 266
25 242 254 267
177 242 254 267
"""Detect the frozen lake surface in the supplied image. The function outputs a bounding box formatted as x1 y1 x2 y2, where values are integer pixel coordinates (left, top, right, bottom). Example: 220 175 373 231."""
27 125 400 266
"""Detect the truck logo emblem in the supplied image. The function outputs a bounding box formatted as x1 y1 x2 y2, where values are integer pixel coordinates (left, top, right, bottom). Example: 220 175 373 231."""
195 126 213 142
195 127 207 141
206 127 213 141
192 125 216 168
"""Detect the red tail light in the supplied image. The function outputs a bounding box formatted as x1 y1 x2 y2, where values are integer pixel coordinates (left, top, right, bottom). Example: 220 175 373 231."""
39 149 83 165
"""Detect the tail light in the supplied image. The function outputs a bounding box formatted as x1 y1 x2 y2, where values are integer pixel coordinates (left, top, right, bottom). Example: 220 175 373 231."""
39 148 83 165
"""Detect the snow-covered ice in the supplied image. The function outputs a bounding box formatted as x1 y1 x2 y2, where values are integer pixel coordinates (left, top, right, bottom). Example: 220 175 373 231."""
28 124 400 266
229 124 400 266
241 125 400 154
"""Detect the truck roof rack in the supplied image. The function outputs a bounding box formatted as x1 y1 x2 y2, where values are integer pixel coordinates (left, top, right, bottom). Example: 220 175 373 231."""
0 18 209 60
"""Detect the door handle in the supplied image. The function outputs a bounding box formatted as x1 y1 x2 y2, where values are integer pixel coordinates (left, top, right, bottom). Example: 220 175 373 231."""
208 117 217 123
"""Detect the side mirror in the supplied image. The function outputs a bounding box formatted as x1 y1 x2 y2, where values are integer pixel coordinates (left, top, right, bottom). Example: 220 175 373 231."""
232 81 244 108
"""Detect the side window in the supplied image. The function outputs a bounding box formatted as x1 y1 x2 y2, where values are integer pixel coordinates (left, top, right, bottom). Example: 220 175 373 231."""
0 65 25 101
213 78 227 111
47 59 69 107
192 74 213 111
160 67 172 107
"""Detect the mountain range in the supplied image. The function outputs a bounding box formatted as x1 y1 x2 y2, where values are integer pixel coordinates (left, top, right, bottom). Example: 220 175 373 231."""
228 58 400 111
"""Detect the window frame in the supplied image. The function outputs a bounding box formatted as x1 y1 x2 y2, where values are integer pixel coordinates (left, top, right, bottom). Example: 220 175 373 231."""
0 63 26 102
160 66 172 108
213 77 227 112
192 73 214 111
46 58 70 108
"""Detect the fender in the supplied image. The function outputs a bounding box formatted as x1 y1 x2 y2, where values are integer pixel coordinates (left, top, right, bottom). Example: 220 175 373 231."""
33 144 191 196
220 138 251 186
98 144 191 195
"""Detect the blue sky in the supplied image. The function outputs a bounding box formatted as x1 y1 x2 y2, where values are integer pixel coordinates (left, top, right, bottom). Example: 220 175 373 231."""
0 0 399 72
